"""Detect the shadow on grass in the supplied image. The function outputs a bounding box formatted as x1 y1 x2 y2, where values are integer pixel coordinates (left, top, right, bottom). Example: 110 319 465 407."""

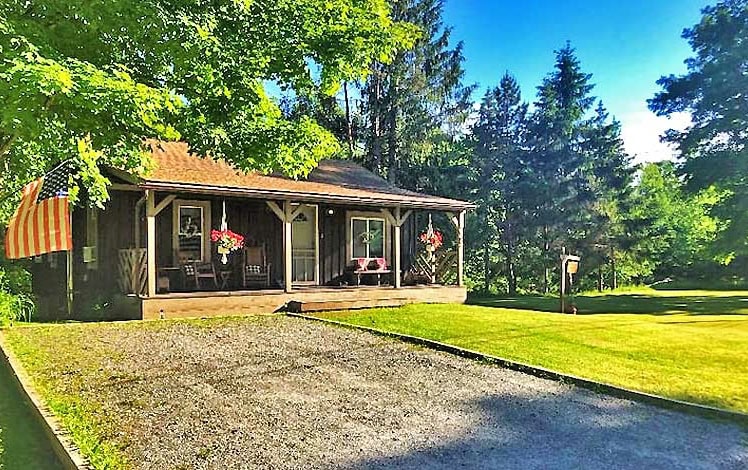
0 353 63 469
346 392 747 469
469 293 748 316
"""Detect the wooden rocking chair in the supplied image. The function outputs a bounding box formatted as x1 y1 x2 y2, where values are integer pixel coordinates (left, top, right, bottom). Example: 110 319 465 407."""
182 261 219 290
242 245 271 288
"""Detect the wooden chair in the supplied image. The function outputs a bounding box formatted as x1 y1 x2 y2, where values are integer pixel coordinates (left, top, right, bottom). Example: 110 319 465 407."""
182 261 219 290
242 245 271 288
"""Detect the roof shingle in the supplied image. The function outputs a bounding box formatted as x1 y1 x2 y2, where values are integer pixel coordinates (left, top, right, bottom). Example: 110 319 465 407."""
136 141 474 210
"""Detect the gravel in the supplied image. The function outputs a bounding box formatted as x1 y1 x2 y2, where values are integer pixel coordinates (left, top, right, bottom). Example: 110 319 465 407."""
53 316 748 469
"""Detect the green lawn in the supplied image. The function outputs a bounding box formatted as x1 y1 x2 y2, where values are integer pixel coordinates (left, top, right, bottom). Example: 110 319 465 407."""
0 353 63 469
317 289 748 414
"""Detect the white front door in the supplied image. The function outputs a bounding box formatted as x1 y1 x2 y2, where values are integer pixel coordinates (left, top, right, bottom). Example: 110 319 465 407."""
291 204 318 284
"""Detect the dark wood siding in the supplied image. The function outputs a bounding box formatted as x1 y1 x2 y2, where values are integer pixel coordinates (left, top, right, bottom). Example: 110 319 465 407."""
320 205 346 285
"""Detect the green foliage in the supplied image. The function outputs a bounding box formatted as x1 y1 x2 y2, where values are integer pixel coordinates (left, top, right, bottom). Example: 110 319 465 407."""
0 260 34 325
356 0 474 187
1 0 417 222
622 162 723 282
468 46 632 294
649 0 748 256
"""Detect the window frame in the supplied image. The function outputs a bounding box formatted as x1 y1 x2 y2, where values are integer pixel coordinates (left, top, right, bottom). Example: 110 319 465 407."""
349 216 387 260
172 199 212 264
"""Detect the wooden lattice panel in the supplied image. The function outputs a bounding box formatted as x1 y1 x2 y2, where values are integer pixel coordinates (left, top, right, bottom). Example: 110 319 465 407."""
412 249 457 285
118 248 147 295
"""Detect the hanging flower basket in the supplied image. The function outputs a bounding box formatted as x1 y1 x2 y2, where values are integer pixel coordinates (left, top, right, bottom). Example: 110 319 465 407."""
419 230 443 252
211 229 245 264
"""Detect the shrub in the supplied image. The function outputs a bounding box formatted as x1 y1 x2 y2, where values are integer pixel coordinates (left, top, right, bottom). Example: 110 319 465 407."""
0 290 35 325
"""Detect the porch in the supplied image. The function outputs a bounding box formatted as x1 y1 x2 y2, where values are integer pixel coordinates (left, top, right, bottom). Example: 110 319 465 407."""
141 284 468 319
109 189 468 319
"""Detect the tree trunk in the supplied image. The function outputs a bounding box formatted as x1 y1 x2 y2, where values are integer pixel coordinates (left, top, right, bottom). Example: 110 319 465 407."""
597 265 603 292
542 224 550 294
343 82 354 157
386 76 398 185
505 221 517 295
483 238 490 293
611 248 618 290
370 65 383 174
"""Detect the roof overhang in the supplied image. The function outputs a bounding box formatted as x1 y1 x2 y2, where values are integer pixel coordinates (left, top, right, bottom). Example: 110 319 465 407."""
137 181 476 211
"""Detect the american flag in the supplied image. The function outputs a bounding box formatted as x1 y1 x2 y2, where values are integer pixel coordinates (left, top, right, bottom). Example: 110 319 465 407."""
4 162 73 259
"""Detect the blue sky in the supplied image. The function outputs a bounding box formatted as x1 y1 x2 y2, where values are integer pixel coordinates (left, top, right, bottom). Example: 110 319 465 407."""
443 0 709 163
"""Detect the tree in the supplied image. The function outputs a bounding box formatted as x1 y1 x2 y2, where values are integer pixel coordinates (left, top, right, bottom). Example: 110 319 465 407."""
649 0 748 257
1 0 416 220
358 0 474 189
624 162 721 282
470 73 529 294
526 43 597 292
576 102 633 290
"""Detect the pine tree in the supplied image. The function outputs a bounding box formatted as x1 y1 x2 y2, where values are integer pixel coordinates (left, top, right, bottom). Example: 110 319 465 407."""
578 101 633 290
358 0 474 189
471 73 528 294
526 43 597 292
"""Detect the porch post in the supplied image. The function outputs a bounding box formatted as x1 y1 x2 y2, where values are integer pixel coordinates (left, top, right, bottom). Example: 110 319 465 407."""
145 190 157 297
283 201 293 293
457 210 465 287
393 207 402 289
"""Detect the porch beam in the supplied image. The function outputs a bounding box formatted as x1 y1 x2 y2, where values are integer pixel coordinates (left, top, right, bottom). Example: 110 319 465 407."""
397 209 413 227
283 201 293 293
393 207 402 288
110 183 141 192
380 208 397 227
151 194 176 217
266 201 285 221
290 203 307 221
146 190 157 297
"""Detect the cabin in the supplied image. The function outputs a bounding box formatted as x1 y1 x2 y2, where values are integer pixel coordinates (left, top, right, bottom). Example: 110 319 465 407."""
32 141 475 320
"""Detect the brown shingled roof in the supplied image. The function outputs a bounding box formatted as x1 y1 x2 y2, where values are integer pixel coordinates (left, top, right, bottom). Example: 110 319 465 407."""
132 141 474 211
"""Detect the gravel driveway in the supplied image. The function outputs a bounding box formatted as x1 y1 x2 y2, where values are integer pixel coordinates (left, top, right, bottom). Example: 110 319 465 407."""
33 316 748 469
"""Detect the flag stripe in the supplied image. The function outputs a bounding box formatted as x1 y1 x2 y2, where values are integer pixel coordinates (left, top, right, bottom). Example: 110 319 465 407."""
4 167 72 259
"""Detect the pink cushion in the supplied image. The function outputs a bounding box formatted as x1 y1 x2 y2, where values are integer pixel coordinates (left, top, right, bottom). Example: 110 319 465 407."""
356 258 368 270
375 258 387 270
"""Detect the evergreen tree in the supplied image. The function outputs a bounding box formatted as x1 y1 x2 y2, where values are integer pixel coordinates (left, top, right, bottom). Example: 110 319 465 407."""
577 102 633 290
358 0 474 189
471 73 529 294
526 43 597 292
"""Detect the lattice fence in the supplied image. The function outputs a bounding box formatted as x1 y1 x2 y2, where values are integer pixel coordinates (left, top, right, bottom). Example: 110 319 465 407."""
412 249 458 285
118 248 147 295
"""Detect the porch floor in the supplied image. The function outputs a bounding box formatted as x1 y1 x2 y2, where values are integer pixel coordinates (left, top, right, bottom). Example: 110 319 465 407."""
141 285 467 319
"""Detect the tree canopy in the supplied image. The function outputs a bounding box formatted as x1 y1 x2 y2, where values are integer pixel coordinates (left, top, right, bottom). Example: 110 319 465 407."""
0 0 417 217
649 0 748 255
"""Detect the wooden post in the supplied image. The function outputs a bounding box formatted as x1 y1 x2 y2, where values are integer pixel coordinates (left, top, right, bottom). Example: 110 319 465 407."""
560 249 566 314
146 190 157 298
448 211 466 287
393 207 402 289
66 247 74 318
457 210 465 287
283 201 293 293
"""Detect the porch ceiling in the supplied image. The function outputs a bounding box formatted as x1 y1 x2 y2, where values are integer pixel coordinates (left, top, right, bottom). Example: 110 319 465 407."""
120 141 475 211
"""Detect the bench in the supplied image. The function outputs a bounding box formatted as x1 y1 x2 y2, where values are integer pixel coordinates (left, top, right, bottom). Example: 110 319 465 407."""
348 258 392 286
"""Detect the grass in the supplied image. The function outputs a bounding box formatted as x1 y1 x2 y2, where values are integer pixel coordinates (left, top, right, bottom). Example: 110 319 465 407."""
1 324 132 469
0 350 63 469
317 289 748 414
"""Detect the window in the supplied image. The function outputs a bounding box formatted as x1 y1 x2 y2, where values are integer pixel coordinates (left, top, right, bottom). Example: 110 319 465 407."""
173 200 211 263
351 217 385 259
